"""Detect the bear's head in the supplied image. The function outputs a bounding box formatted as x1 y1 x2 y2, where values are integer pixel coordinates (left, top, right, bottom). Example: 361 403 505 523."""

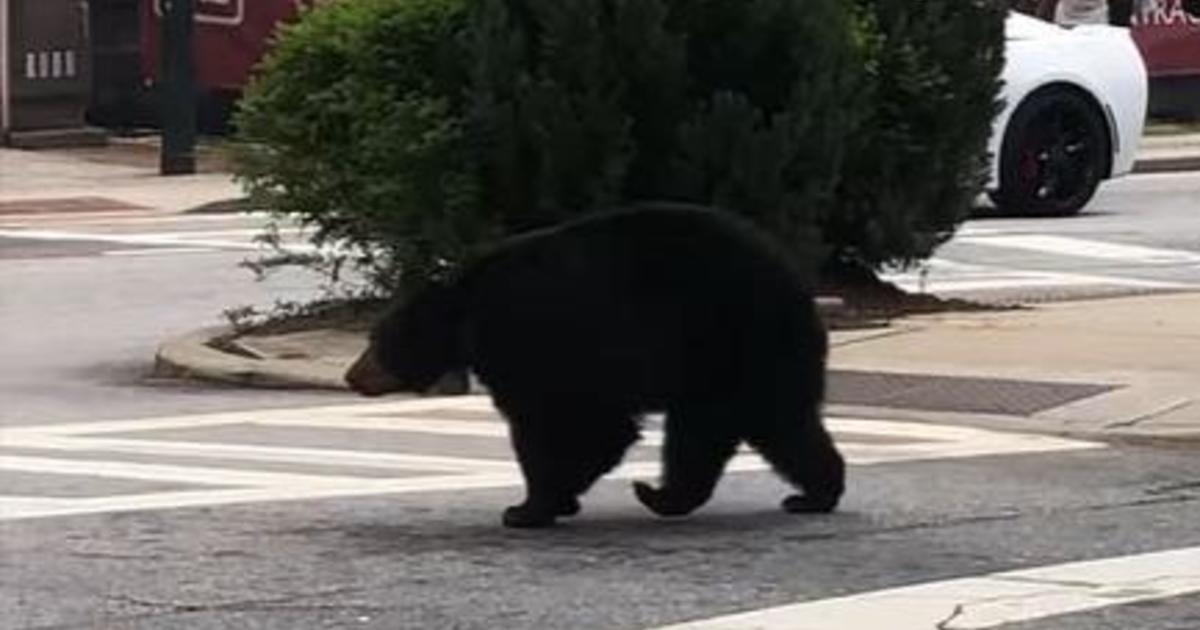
345 283 467 396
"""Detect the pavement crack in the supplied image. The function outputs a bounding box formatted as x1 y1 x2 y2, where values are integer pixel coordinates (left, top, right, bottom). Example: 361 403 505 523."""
1082 494 1196 512
828 327 914 348
992 575 1104 589
872 510 1025 536
935 603 965 629
67 551 162 561
991 572 1199 598
925 571 1200 629
1145 479 1200 496
1105 398 1194 429
106 585 373 616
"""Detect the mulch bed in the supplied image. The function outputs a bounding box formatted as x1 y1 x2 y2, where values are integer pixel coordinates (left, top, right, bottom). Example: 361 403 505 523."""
821 279 1017 331
224 271 1013 343
817 262 1019 331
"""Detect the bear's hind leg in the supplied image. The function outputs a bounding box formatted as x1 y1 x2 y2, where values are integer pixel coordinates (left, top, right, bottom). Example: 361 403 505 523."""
634 404 739 517
502 403 639 528
744 405 845 514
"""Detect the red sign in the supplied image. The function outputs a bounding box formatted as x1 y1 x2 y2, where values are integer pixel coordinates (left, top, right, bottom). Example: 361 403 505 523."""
1132 0 1200 79
142 0 304 91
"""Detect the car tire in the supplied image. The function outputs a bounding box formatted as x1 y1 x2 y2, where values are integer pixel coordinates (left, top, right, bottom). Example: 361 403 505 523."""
991 87 1110 217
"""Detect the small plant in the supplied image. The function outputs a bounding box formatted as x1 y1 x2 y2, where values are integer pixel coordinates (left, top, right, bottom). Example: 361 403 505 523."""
232 0 495 295
826 0 1006 276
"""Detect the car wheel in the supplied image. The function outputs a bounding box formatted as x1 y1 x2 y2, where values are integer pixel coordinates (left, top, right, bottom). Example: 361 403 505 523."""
991 88 1109 217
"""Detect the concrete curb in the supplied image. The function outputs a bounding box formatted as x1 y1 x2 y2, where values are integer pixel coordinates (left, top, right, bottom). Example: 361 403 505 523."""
156 325 1200 444
1132 155 1200 174
157 299 849 392
154 326 351 391
158 311 1200 445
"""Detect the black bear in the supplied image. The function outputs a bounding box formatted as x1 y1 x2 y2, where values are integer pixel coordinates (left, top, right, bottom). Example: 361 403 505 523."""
345 204 844 528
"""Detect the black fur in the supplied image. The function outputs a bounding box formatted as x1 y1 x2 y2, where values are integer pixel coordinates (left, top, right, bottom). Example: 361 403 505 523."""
346 204 844 527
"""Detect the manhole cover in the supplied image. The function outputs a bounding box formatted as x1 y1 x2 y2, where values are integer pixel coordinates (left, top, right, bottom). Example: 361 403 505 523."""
0 197 150 215
827 370 1118 416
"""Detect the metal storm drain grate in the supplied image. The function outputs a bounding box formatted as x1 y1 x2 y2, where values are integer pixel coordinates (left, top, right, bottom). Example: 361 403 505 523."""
827 370 1119 416
0 197 150 215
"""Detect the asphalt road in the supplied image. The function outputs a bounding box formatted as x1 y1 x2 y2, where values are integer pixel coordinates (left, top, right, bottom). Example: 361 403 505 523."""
3 403 1199 629
2 172 1200 629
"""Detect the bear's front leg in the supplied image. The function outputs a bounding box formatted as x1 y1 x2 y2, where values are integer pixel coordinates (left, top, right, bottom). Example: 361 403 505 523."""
496 398 638 528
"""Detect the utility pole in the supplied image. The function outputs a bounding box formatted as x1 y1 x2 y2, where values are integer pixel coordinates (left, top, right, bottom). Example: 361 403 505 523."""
160 0 196 175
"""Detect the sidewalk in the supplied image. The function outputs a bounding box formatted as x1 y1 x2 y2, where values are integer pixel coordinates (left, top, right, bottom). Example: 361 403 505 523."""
2 130 1199 210
826 293 1200 443
156 292 1200 444
3 134 1198 444
1133 131 1200 173
0 141 239 211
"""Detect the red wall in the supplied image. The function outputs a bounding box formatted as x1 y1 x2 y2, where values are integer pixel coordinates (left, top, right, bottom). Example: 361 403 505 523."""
1133 0 1200 79
144 0 1200 91
141 0 303 91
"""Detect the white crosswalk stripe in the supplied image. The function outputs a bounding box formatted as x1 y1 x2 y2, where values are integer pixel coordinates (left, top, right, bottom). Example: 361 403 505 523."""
0 210 247 227
880 257 1192 294
0 209 317 256
651 546 1200 630
881 232 1200 297
0 397 1102 521
0 226 314 253
956 233 1200 265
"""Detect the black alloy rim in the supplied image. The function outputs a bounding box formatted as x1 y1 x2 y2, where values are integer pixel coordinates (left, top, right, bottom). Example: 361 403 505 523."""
1015 106 1099 209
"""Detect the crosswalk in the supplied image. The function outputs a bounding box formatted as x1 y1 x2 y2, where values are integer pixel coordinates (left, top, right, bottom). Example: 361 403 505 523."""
880 256 1190 294
879 228 1200 298
954 232 1200 265
0 200 316 257
0 396 1102 522
4 199 1197 296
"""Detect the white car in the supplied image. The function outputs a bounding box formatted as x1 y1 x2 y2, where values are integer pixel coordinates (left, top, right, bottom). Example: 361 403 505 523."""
988 13 1148 216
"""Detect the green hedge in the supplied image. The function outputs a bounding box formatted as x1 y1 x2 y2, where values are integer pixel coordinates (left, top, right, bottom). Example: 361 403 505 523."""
827 0 1006 276
655 0 866 275
233 0 1006 293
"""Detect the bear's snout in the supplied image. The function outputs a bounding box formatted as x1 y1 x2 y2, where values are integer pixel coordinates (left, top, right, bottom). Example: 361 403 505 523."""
345 349 403 396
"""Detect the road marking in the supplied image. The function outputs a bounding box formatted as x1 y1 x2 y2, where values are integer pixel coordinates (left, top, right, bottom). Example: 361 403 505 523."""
2 400 477 436
651 546 1200 629
102 247 220 256
880 257 1192 295
0 227 318 253
957 234 1200 265
125 228 268 238
3 435 519 473
0 211 251 227
0 397 1103 521
0 455 373 487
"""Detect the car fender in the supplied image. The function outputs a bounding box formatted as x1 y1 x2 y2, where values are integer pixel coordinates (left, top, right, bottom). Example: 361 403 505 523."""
989 25 1148 189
